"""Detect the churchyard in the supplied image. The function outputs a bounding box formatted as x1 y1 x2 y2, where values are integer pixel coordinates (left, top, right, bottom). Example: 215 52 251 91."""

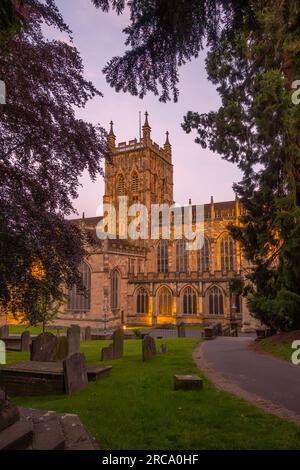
1 328 300 450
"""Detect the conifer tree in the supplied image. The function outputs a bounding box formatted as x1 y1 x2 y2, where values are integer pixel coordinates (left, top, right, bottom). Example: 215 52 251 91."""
97 0 300 329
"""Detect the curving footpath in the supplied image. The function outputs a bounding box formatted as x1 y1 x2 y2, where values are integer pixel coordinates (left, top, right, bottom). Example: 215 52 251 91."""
193 336 300 425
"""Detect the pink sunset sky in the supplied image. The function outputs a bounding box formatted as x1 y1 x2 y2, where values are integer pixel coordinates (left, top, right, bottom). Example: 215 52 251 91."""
53 0 242 218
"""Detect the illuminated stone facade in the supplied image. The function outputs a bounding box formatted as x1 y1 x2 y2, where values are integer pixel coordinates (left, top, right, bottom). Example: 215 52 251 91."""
57 114 258 331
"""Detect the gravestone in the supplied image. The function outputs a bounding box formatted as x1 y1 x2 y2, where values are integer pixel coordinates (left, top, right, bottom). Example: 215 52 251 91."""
160 343 168 353
0 388 20 433
112 327 124 359
84 326 92 341
177 323 186 338
30 332 57 362
63 353 88 394
0 325 9 339
0 340 6 364
67 325 81 355
101 343 114 361
174 374 203 391
101 327 124 361
142 335 157 361
21 331 30 352
56 336 69 361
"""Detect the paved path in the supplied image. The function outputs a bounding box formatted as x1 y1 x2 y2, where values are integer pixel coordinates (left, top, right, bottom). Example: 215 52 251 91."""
198 337 300 421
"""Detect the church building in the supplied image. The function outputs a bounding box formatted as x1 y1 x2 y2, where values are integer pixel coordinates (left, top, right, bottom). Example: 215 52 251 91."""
57 113 256 332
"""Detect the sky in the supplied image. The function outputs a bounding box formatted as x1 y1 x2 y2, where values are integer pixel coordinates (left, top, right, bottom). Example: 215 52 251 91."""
53 0 242 218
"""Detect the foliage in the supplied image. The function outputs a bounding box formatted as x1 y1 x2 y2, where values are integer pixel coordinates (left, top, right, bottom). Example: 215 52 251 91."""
0 1 27 46
93 0 253 102
0 1 107 323
97 0 300 329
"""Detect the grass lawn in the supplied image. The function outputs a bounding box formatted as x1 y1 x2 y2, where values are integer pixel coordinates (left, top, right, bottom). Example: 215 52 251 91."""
8 325 67 335
259 338 293 361
6 338 300 450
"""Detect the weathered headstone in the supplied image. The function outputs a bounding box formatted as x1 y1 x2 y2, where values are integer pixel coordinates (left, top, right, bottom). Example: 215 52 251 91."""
67 325 81 355
101 343 114 361
30 332 57 362
174 374 203 391
112 327 124 359
101 327 124 361
21 331 30 352
0 389 20 432
56 336 69 361
0 340 6 364
84 326 91 341
160 343 168 353
177 323 186 338
63 353 88 394
0 325 9 339
142 335 157 361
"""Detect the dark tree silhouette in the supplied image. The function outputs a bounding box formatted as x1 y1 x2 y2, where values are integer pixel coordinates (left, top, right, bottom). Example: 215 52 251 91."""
0 1 107 322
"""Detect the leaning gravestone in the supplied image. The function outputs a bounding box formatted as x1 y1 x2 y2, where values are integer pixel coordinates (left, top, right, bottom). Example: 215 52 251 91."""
101 327 124 361
160 343 168 353
84 326 92 341
67 325 81 355
21 331 30 352
0 325 9 339
63 353 88 394
177 323 186 338
30 332 57 362
0 388 20 433
142 335 157 361
112 327 124 359
56 336 69 361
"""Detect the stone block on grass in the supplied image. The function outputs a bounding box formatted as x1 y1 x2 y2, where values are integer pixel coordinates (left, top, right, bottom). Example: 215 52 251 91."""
174 374 203 391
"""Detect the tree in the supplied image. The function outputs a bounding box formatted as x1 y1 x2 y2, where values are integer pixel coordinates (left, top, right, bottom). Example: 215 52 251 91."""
93 0 253 102
96 0 300 329
0 1 27 46
0 1 107 323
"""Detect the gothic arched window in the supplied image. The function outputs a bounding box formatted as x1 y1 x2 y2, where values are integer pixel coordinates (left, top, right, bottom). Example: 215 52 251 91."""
111 269 120 309
131 172 139 193
220 234 236 271
68 261 91 311
176 239 188 273
158 286 172 316
183 286 197 314
136 287 149 314
117 174 125 195
209 286 224 315
157 240 169 273
197 237 210 272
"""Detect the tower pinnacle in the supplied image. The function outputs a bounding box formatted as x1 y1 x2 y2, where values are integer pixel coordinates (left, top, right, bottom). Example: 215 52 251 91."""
164 131 172 157
142 111 151 142
108 120 116 150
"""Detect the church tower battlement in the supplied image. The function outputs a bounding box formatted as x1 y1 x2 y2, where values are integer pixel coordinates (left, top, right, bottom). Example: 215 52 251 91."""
103 112 174 214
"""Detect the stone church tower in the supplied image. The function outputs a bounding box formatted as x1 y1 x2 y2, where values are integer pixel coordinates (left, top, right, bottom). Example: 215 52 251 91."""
103 112 174 218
